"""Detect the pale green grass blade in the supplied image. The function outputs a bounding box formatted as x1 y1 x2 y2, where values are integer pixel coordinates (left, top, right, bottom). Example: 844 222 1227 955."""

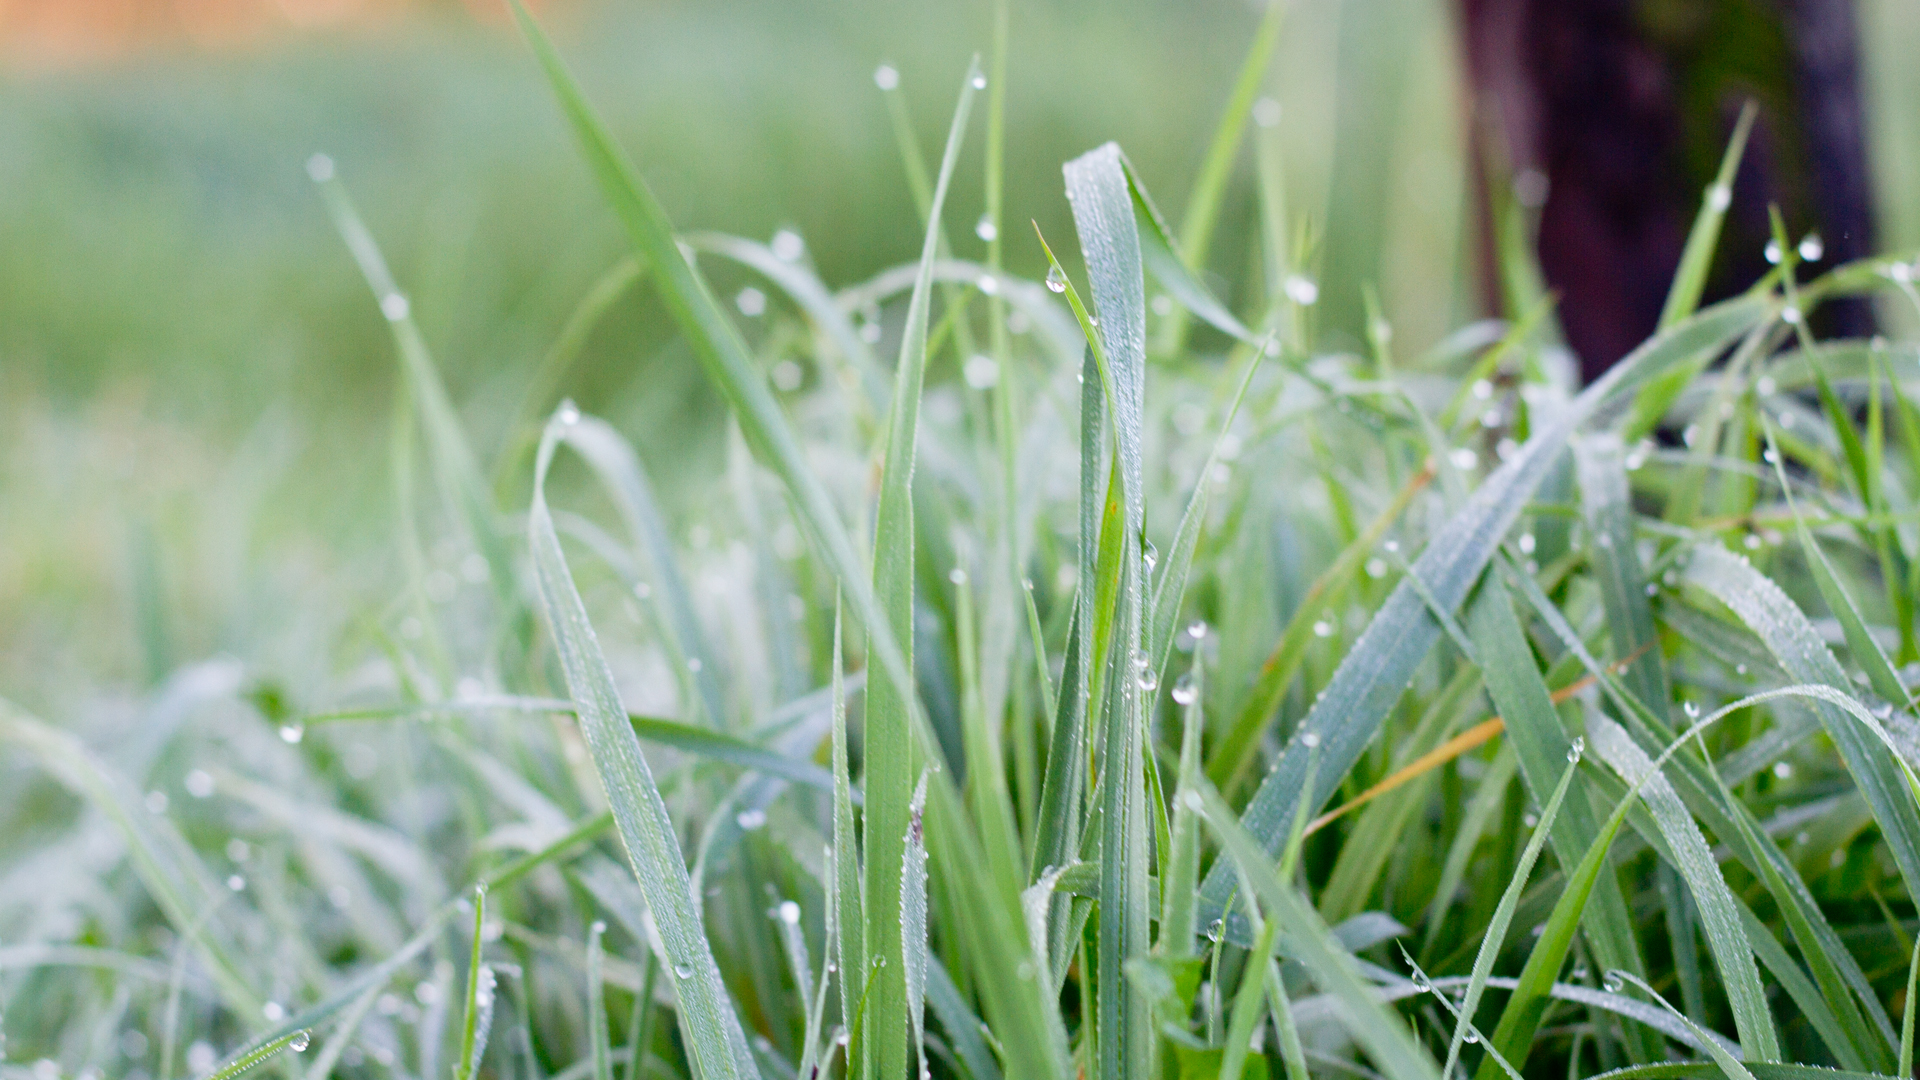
927 959 1004 1080
1194 782 1441 1080
903 774 931 1080
456 886 494 1080
1441 749 1582 1080
1151 0 1282 356
1683 544 1920 895
1063 141 1153 1080
864 59 980 1080
559 414 726 726
1122 155 1254 345
1584 715 1779 1061
505 0 916 733
1204 297 1770 918
1659 102 1756 331
194 1028 314 1080
311 163 519 625
528 412 755 1080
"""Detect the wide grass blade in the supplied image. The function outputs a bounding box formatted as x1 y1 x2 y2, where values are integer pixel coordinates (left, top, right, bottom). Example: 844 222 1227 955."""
1063 141 1153 1080
528 411 756 1080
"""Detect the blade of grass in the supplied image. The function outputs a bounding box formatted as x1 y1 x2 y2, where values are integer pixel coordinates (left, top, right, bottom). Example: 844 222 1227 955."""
456 886 494 1080
529 411 756 1080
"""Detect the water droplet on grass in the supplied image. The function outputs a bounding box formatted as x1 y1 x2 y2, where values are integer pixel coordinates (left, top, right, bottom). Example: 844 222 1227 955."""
1300 731 1321 748
1187 619 1208 640
971 73 987 90
1567 737 1584 763
735 287 767 317
1798 233 1823 262
778 900 801 925
674 963 695 979
1172 674 1198 706
735 808 767 830
380 293 410 322
974 214 998 242
306 154 335 183
1764 238 1783 265
1283 275 1319 306
278 722 304 745
873 64 899 90
771 229 805 262
289 1031 310 1053
1603 971 1625 993
1045 265 1067 293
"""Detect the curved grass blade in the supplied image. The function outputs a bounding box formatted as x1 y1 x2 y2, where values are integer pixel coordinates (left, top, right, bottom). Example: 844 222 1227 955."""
193 1027 314 1080
1584 715 1779 1061
1611 971 1758 1080
903 774 932 1080
529 411 755 1080
1683 543 1920 895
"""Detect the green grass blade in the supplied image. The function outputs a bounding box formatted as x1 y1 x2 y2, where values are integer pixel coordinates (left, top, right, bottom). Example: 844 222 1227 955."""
903 775 932 1080
1160 658 1204 957
194 1028 314 1080
1614 972 1758 1080
1902 934 1920 1079
1658 102 1756 331
528 411 755 1080
1218 917 1278 1080
1441 748 1582 1080
457 885 493 1080
830 602 868 1064
1064 141 1153 1080
865 58 981 1080
1575 433 1673 714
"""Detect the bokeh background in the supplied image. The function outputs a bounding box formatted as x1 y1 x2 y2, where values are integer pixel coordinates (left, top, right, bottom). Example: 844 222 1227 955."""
2 0 1917 706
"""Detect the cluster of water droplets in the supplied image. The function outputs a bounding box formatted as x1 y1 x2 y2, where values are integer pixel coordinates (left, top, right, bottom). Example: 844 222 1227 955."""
1132 650 1158 694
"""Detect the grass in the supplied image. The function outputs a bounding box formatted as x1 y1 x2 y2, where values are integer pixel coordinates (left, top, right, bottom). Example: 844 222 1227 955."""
7 3 1920 1080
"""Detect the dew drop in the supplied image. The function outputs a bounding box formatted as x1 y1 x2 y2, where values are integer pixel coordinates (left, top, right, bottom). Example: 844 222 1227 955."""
736 808 768 830
975 214 998 243
1798 233 1823 262
1206 919 1224 943
1142 541 1158 574
674 963 695 980
873 64 899 91
557 399 581 426
735 287 767 317
1782 305 1803 325
1186 619 1209 641
306 153 335 183
278 722 305 745
1045 265 1067 293
1472 379 1494 400
1410 970 1431 993
1735 663 1748 675
971 73 987 90
1463 1029 1480 1045
289 1031 311 1054
1567 737 1584 763
1518 532 1536 555
770 229 805 262
1312 620 1333 638
227 875 246 892
1171 674 1199 706
1764 238 1783 265
1283 274 1319 306
1603 971 1625 993
778 900 801 925
1450 447 1479 470
1756 375 1777 397
1136 666 1159 694
1300 731 1321 749
948 567 969 586
1683 700 1700 719
1705 183 1730 212
380 292 411 322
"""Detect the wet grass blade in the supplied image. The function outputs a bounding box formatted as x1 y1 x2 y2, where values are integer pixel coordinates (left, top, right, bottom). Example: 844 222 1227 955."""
528 412 755 1080
864 59 980 1080
587 920 611 1080
1063 142 1152 1080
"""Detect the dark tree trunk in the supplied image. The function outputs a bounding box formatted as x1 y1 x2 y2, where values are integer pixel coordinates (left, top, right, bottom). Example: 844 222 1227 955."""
1456 0 1875 384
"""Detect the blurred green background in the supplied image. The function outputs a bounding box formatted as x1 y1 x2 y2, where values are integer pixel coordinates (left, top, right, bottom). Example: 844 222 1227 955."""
2 0 1916 705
